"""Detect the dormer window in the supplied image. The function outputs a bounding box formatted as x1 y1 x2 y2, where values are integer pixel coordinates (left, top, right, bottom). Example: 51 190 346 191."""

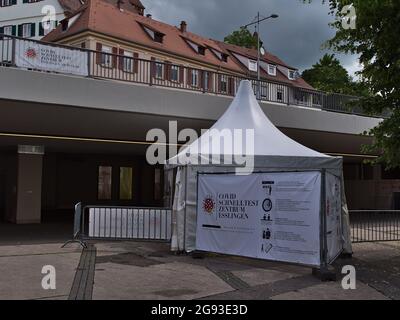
141 24 165 43
268 64 277 76
288 69 296 80
209 48 228 62
183 37 206 56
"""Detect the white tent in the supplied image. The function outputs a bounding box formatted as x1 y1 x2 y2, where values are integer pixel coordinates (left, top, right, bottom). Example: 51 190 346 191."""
165 80 352 266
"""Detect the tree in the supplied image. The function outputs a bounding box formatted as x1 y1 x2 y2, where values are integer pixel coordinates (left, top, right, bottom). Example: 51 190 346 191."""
306 0 400 169
224 27 261 49
302 54 369 96
302 54 353 94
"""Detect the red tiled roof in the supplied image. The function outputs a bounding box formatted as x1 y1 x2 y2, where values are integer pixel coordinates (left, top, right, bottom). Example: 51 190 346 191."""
44 0 313 89
44 0 245 73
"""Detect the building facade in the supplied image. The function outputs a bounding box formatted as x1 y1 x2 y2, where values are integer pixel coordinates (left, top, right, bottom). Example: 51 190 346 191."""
0 0 398 226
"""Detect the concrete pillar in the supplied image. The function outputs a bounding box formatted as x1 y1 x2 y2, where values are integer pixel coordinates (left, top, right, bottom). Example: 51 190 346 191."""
14 146 44 224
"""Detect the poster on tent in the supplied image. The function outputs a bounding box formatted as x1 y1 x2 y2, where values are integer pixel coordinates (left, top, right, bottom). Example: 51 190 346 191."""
325 172 342 262
196 171 322 266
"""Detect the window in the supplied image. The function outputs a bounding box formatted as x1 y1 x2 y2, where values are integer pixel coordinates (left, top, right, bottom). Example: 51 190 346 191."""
154 32 164 43
101 45 112 67
277 87 284 102
294 90 307 104
191 69 199 87
143 25 164 43
268 64 276 76
155 61 164 79
288 69 296 80
20 23 34 38
248 60 258 72
0 0 16 7
220 75 228 93
204 71 210 91
39 20 56 36
171 65 179 82
154 168 162 201
221 53 229 63
123 51 134 73
23 0 43 3
198 46 206 55
98 166 112 200
2 25 13 36
119 167 133 200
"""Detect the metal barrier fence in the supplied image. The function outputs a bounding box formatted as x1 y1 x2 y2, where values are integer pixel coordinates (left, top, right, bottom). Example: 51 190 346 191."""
0 33 374 117
64 203 172 247
349 210 400 243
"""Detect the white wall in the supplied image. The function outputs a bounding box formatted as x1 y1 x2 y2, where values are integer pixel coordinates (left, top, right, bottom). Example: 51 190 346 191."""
0 0 65 40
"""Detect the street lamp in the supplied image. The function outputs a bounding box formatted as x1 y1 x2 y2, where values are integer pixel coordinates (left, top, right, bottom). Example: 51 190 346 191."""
242 13 279 99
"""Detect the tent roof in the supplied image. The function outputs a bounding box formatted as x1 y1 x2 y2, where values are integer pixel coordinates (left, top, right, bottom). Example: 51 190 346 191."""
167 80 329 166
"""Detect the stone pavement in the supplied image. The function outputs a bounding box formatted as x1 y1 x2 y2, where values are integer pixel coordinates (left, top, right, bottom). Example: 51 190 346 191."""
0 243 82 300
1 239 400 300
89 241 395 300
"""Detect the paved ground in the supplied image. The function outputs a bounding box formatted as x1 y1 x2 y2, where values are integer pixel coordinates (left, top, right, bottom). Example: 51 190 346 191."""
1 225 400 300
0 243 81 300
90 241 392 300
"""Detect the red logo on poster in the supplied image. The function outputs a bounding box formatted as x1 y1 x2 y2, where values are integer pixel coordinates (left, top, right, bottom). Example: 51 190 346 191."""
203 197 215 214
25 47 37 59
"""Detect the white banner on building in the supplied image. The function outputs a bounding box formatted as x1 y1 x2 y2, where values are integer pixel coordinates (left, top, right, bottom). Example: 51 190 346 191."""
15 40 88 76
196 171 322 266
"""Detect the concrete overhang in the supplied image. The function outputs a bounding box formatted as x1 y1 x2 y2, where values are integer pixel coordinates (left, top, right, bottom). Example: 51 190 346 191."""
0 67 381 157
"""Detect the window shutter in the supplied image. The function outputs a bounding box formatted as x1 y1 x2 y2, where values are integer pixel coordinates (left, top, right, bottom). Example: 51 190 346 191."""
228 77 234 95
179 65 184 84
208 72 213 92
96 43 102 64
18 25 23 37
12 25 16 36
30 23 36 37
187 68 192 86
217 74 221 92
150 57 156 78
112 47 118 68
39 22 44 36
118 48 124 70
133 52 139 73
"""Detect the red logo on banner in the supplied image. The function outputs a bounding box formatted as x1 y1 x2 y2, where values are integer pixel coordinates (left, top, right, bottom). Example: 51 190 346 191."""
203 197 215 214
25 47 37 59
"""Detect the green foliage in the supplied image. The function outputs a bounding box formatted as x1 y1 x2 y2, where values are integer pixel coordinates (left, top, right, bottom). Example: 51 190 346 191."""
302 54 353 94
305 0 400 169
224 27 261 49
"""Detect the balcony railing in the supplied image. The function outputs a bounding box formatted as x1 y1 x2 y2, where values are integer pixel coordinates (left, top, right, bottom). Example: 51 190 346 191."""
0 34 375 117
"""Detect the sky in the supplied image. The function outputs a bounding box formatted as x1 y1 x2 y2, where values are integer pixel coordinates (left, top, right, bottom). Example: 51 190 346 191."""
141 0 361 78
